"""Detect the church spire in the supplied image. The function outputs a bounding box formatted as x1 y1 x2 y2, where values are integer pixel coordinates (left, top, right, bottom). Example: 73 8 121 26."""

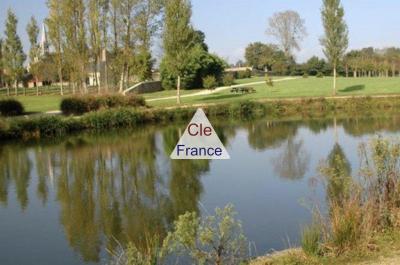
39 23 49 56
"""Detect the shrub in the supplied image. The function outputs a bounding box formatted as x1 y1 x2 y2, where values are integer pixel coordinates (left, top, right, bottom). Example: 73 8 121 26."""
303 73 309 78
237 69 252 79
163 204 248 265
316 72 324 78
0 99 24 116
202 75 218 89
265 74 274 87
231 101 265 118
61 97 90 115
222 73 235 86
301 223 322 256
329 198 364 254
60 94 146 115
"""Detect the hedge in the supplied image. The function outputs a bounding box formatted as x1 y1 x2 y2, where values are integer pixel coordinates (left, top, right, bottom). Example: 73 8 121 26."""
0 99 24 116
60 94 146 115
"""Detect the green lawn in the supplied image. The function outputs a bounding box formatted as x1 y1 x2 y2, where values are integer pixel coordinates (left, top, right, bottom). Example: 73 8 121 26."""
5 77 400 113
16 95 62 113
147 77 400 107
142 76 283 100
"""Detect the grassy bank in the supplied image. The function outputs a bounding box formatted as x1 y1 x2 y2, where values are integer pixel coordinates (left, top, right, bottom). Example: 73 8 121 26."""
252 137 400 265
251 230 400 264
2 96 400 141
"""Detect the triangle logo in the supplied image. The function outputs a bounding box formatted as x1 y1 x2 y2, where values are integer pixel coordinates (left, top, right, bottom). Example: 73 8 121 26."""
170 108 230 160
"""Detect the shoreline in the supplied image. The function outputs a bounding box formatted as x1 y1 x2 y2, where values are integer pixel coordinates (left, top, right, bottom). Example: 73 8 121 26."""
2 95 400 141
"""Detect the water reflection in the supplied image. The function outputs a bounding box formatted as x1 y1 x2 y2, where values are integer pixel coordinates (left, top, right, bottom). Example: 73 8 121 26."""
0 115 400 264
272 136 310 180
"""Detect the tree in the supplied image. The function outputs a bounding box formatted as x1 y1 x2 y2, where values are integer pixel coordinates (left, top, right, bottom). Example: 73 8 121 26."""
305 56 326 76
320 0 348 95
61 0 88 93
26 16 40 63
266 10 307 58
88 0 103 93
162 0 195 104
116 0 137 92
245 42 278 70
160 44 226 90
2 9 26 94
99 0 109 91
47 0 65 95
134 0 163 82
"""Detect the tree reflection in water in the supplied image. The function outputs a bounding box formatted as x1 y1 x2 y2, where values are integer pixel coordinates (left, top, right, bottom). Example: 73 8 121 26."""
248 120 310 180
0 127 210 262
0 116 399 262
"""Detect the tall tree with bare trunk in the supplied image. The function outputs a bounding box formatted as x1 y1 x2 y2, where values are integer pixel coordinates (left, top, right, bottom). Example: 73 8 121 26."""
47 0 65 95
162 0 194 104
320 0 348 95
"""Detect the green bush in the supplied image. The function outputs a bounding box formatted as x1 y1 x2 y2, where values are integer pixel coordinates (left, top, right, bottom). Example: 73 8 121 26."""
237 69 252 79
163 204 248 265
222 73 235 86
60 94 146 115
0 99 24 116
202 75 218 89
316 72 324 78
303 73 309 78
60 97 90 115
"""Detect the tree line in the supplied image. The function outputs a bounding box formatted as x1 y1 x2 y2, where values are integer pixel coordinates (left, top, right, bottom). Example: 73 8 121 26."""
0 0 226 100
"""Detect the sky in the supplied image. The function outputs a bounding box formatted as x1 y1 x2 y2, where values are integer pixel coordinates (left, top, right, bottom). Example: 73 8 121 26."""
1 0 400 63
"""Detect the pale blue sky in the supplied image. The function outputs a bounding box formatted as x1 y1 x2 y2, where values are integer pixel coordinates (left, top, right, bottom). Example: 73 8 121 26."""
1 0 399 63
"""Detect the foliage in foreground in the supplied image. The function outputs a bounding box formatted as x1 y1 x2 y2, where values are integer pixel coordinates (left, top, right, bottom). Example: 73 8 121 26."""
108 204 248 265
303 138 400 257
253 138 400 265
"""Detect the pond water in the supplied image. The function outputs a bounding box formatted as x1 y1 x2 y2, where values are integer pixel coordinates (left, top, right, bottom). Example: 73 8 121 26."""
1 115 400 265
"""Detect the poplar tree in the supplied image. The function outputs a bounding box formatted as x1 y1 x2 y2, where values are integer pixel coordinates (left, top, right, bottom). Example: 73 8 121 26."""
109 0 120 88
47 0 65 95
134 0 163 81
116 0 136 92
88 0 103 92
61 0 88 93
99 0 109 91
26 16 40 63
162 0 194 104
3 9 26 94
320 0 348 95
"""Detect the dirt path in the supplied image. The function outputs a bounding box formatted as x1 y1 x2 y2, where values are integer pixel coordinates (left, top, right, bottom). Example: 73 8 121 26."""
146 77 300 102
